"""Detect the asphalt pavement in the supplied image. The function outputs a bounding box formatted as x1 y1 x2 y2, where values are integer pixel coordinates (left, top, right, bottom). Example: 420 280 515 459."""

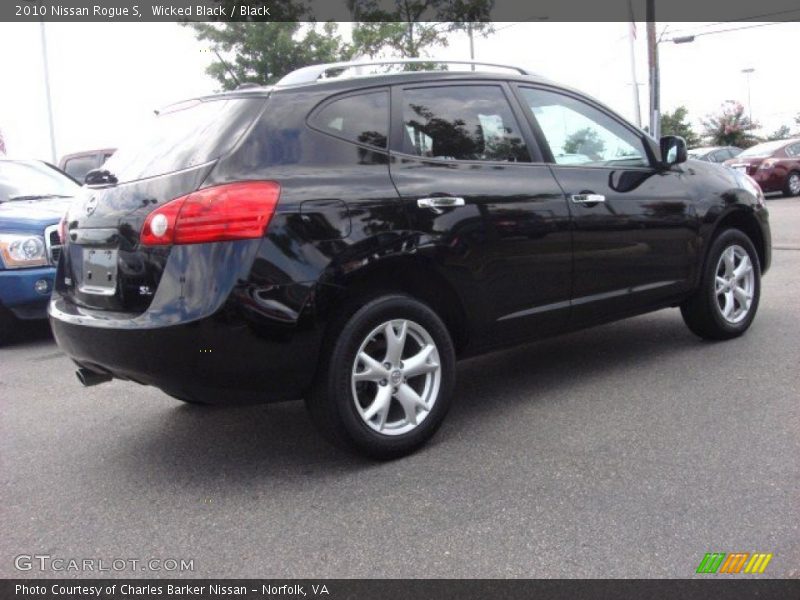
1 197 799 578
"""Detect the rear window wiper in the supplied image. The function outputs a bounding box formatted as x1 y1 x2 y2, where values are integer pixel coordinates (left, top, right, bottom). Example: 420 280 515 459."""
85 169 119 185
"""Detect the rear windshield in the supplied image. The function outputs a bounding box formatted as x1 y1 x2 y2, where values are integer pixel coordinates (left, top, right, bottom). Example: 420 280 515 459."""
102 97 266 183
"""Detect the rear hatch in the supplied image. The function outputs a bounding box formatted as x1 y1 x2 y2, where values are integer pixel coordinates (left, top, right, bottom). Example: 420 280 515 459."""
60 95 267 314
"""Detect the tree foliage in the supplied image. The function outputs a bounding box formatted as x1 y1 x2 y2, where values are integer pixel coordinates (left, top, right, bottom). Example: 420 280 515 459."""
766 125 791 141
188 21 354 89
348 0 494 58
188 0 496 90
702 101 760 148
659 106 700 147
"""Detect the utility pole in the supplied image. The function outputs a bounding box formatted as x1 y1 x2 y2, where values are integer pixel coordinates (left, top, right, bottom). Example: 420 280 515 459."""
40 21 57 163
627 20 642 128
467 23 475 70
646 0 660 138
742 68 755 125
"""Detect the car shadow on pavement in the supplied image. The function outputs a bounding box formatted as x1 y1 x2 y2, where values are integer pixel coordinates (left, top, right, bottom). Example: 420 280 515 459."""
450 309 701 423
2 319 54 350
113 309 707 485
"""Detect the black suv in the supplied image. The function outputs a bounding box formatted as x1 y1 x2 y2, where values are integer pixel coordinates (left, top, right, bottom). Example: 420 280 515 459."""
50 60 771 458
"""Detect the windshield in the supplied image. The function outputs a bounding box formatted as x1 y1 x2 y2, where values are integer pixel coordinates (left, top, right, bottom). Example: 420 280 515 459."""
101 97 266 184
739 140 786 158
0 161 81 203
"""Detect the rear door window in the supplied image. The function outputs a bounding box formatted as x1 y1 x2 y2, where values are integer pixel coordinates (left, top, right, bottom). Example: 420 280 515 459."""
102 97 266 184
398 85 531 162
310 91 389 149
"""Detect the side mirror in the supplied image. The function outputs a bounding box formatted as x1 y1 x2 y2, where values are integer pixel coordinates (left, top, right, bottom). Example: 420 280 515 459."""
660 135 687 166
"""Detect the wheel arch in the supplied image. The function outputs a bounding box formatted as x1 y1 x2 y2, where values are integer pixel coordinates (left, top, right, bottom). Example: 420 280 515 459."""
704 207 768 277
314 255 471 355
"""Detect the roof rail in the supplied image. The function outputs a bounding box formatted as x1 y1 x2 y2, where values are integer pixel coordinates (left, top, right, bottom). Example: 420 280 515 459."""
276 59 532 87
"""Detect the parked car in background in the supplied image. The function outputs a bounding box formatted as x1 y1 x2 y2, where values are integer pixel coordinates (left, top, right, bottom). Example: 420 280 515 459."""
0 160 80 343
49 60 770 458
725 139 800 197
688 146 742 163
59 148 116 183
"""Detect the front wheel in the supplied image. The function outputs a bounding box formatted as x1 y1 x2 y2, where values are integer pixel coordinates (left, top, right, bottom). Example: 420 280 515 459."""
306 295 455 459
681 229 761 340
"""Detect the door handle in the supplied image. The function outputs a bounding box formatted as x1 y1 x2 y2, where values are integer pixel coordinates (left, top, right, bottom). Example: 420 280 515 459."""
417 197 465 212
571 194 606 204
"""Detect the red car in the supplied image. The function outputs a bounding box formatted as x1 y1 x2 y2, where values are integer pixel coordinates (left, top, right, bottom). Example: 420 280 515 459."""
725 138 800 197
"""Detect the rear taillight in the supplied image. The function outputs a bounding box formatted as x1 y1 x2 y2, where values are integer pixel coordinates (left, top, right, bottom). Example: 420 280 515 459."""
140 181 280 246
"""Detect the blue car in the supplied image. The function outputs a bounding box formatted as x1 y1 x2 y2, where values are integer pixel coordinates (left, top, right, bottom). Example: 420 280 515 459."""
0 159 80 343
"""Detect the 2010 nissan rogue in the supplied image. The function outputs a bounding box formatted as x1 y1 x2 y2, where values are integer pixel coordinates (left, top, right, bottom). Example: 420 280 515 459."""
49 60 771 458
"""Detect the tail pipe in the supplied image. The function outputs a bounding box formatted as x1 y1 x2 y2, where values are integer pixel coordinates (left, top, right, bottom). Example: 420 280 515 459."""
76 368 112 387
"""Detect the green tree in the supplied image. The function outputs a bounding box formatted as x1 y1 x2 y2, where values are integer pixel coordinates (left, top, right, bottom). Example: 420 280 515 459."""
187 20 354 89
702 101 760 148
349 0 494 58
766 125 791 141
563 128 605 159
660 106 700 147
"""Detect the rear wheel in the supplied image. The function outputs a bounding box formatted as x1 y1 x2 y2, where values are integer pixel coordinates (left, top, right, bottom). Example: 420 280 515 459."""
680 229 761 340
306 294 455 459
784 171 800 197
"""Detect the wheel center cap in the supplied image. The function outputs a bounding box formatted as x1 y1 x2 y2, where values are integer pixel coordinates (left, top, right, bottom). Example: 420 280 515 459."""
390 370 403 385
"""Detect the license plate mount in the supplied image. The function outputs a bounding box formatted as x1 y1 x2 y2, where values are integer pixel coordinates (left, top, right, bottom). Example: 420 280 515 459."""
79 247 118 296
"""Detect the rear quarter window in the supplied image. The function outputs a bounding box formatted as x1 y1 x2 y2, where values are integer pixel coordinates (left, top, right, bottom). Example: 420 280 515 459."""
102 97 266 184
309 91 389 149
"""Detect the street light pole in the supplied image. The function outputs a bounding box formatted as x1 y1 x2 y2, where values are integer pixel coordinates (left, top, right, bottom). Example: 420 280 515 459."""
741 68 755 125
40 21 57 164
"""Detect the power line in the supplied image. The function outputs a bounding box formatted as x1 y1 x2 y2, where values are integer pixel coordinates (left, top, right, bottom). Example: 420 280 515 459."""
665 9 800 36
664 20 797 43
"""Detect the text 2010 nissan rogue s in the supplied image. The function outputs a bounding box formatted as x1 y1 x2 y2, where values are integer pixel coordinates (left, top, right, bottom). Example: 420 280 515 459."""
50 61 771 458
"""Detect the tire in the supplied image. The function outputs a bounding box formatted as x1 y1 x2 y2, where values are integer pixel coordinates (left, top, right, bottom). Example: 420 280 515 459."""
306 294 456 459
680 228 761 341
784 171 800 197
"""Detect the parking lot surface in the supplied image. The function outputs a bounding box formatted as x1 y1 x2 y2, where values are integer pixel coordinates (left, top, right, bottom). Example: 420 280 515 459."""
2 197 799 578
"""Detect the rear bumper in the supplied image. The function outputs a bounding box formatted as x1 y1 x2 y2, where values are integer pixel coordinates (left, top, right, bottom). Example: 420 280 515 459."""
49 286 323 404
0 266 55 319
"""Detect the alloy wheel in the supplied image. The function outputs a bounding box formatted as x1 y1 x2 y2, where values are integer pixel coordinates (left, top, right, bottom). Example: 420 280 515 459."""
351 319 442 436
789 173 800 196
714 244 755 324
